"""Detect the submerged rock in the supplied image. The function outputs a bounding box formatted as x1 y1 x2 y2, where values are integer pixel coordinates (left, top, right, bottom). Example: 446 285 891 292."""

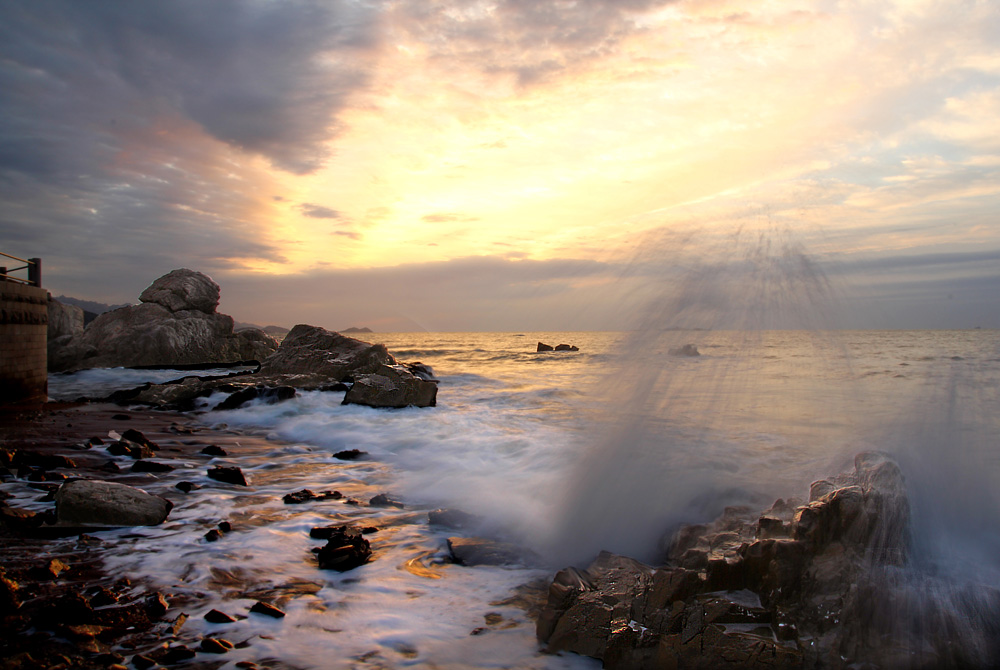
447 537 539 567
668 343 700 356
54 480 173 526
315 526 372 571
536 451 945 669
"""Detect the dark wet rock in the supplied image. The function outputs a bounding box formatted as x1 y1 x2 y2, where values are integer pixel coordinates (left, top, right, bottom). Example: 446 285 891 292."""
215 385 295 410
111 414 130 420
11 450 77 471
447 537 538 567
27 559 70 581
200 445 228 457
88 587 118 608
131 654 156 669
404 361 437 380
369 493 404 508
204 529 222 542
1 573 22 614
156 645 197 664
145 592 169 617
342 363 438 408
120 429 158 451
205 609 237 624
207 465 248 486
175 481 199 493
106 440 154 460
131 460 174 473
537 451 944 669
54 480 173 526
428 508 483 530
333 449 366 460
218 521 232 532
537 342 554 352
200 637 234 654
309 523 374 540
249 601 285 618
315 526 372 572
669 343 701 356
553 343 579 351
283 488 341 504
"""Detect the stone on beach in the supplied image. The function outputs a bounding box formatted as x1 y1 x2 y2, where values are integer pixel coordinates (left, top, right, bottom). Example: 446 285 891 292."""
54 480 173 526
207 465 248 486
447 537 538 567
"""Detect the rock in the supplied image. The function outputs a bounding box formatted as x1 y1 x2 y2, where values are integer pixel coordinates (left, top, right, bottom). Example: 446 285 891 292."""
538 451 927 669
207 466 248 486
204 529 222 542
200 445 228 457
447 537 537 567
121 429 157 450
47 297 85 341
49 269 278 372
259 324 395 380
214 385 296 410
138 268 220 314
249 601 285 618
369 493 404 508
131 460 174 473
283 489 341 504
175 481 199 493
668 343 700 356
106 439 154 459
200 637 233 654
205 609 237 624
54 480 173 526
553 343 579 351
310 524 374 540
536 342 554 352
315 526 372 571
342 364 438 408
333 449 366 460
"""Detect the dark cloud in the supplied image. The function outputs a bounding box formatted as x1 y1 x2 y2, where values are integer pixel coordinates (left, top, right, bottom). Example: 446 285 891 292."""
0 1 379 178
299 203 341 219
333 230 362 240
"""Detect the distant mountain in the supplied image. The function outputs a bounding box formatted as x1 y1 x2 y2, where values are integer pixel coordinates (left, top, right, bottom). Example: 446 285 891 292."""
54 295 129 315
341 326 373 334
234 321 290 336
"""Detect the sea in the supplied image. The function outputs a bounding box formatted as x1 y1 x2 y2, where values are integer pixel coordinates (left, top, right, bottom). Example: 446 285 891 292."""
44 328 1000 669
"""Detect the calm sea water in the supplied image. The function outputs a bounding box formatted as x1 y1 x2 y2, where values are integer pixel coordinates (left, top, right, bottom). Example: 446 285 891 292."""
43 329 1000 668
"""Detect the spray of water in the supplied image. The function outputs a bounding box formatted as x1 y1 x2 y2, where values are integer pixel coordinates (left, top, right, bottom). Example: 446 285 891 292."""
545 219 855 565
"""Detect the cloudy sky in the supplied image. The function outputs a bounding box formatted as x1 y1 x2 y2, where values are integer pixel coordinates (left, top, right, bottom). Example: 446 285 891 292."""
2 0 999 331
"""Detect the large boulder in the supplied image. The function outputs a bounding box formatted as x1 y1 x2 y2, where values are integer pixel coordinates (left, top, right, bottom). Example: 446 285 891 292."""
139 268 220 314
54 480 173 526
342 363 438 408
48 269 278 371
537 452 995 669
47 297 84 341
260 324 395 380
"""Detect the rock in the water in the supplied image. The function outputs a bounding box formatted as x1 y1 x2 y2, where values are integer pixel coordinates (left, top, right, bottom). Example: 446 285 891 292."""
54 480 173 526
537 451 943 669
249 601 285 618
315 526 372 571
283 489 341 504
342 364 438 408
536 342 554 352
214 385 296 411
369 493 404 508
207 466 248 486
131 460 174 473
204 609 236 624
553 343 579 351
428 508 483 530
48 269 278 372
447 537 537 567
259 324 394 380
333 449 366 460
668 343 700 356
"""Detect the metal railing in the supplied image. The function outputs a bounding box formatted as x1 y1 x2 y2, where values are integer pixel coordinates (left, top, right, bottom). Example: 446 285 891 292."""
0 252 41 287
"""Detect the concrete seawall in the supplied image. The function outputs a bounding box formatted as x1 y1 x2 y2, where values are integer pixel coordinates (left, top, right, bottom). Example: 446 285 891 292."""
1 281 48 403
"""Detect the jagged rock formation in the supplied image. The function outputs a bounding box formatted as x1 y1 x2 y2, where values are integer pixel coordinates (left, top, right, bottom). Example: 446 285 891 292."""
46 297 84 341
342 363 438 408
537 452 996 669
48 269 277 371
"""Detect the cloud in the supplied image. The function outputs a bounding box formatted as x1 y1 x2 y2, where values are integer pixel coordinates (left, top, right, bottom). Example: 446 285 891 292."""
420 212 480 223
0 1 379 178
299 203 341 219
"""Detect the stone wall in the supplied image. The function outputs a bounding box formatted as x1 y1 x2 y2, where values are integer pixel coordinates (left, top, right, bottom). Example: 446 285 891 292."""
0 281 48 403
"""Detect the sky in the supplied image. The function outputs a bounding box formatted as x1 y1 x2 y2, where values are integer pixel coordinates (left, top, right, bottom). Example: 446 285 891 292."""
2 0 999 331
